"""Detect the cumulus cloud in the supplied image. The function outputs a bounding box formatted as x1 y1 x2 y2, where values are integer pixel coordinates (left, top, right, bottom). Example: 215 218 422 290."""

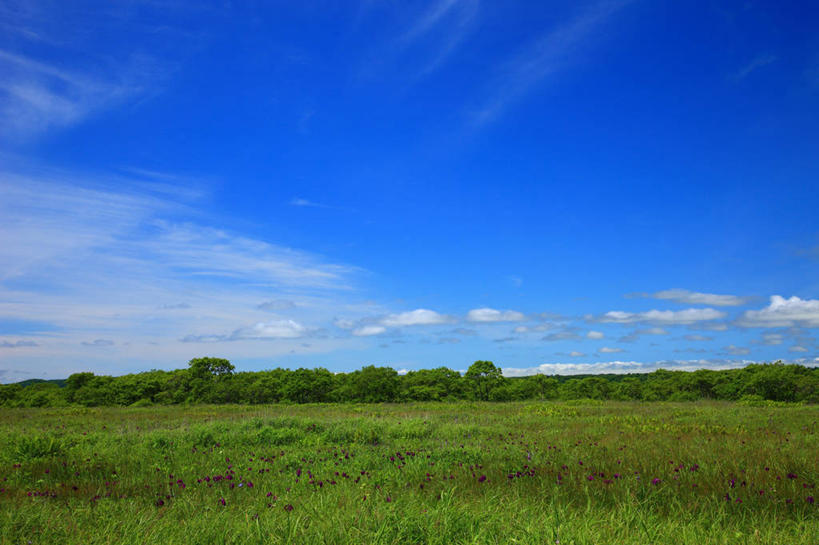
595 308 726 325
598 346 624 354
651 289 752 307
586 330 604 339
352 325 387 337
381 309 450 327
466 307 526 323
737 296 819 328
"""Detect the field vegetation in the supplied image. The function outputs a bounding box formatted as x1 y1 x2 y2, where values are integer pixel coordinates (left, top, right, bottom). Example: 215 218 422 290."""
0 401 816 544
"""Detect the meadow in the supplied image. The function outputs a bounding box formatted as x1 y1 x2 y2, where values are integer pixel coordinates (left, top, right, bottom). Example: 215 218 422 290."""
0 401 816 544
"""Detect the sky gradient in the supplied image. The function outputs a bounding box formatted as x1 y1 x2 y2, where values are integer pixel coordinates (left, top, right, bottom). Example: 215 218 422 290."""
1 0 818 381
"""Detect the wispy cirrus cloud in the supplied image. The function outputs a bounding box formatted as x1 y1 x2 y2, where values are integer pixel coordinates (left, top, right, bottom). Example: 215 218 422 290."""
0 49 165 139
396 0 479 77
732 54 777 81
471 0 631 125
0 167 365 376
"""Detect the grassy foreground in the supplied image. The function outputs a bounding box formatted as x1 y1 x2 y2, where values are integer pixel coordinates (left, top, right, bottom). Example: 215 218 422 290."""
0 401 816 544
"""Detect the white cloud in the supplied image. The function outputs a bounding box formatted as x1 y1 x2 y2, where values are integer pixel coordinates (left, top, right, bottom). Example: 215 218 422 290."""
598 346 624 354
568 351 585 357
0 49 164 139
0 169 367 376
501 359 754 377
586 330 604 339
466 307 526 323
597 308 726 325
352 325 387 337
397 0 479 77
231 319 307 340
381 309 450 327
652 289 751 307
737 296 819 328
789 346 809 353
472 0 631 125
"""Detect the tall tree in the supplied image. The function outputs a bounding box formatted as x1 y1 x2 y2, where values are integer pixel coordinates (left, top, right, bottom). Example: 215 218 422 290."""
465 360 505 401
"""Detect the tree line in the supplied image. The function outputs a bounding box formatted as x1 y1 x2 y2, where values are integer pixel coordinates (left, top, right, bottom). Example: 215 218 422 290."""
0 359 817 408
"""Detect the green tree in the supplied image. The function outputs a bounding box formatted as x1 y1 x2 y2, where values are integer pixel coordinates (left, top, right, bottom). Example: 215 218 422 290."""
188 357 235 380
401 367 464 401
465 360 505 401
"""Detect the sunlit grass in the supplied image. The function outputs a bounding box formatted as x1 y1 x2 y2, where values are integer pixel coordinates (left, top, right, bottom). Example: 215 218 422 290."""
0 401 816 544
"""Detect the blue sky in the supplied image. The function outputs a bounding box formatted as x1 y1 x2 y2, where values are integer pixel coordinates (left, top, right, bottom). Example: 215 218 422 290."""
1 0 818 381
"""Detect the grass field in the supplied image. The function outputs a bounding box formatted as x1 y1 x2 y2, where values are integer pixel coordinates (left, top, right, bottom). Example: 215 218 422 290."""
0 401 816 544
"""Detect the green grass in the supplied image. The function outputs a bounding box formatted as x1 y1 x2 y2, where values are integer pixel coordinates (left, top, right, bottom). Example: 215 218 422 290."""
0 401 816 544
